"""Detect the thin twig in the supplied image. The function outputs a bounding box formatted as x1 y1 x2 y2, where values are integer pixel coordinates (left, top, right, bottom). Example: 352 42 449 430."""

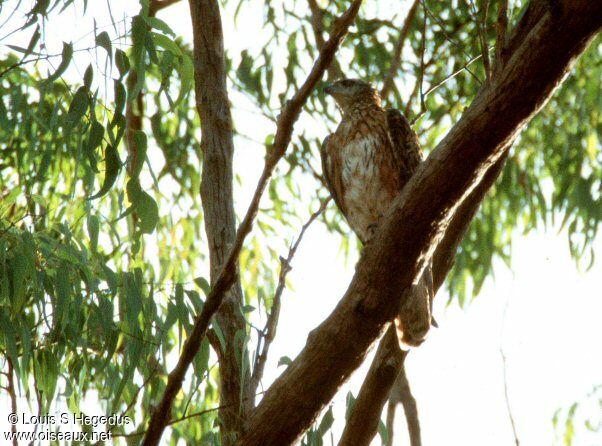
105 369 158 436
117 390 267 438
123 371 157 417
381 0 420 100
339 327 408 445
307 0 326 49
307 0 344 80
0 45 98 79
469 0 492 81
500 348 520 446
0 0 24 38
125 0 170 183
385 396 397 446
404 77 420 116
423 50 487 97
250 199 329 395
141 2 362 444
407 49 489 120
32 353 44 438
422 4 481 84
500 297 520 446
411 0 428 124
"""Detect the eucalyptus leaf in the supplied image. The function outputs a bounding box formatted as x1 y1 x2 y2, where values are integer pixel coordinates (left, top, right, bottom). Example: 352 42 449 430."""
41 41 73 85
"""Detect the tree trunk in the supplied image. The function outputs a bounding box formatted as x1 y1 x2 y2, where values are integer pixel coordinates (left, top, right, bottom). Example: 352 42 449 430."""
142 2 362 444
188 0 252 443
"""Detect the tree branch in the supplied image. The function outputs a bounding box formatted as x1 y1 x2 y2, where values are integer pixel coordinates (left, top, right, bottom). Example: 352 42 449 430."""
494 0 509 74
338 326 407 446
422 4 481 84
501 348 520 445
340 148 509 446
422 51 485 98
238 3 602 444
307 0 344 80
413 0 428 124
501 298 520 446
250 199 328 396
141 2 363 444
381 0 420 100
386 364 421 446
149 0 181 16
125 0 173 234
469 0 492 81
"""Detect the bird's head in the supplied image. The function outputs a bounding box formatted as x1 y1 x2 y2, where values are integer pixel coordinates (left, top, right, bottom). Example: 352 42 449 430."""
324 79 381 113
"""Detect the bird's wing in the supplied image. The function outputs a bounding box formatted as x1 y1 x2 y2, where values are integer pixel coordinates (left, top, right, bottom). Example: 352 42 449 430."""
320 134 349 221
387 109 438 346
385 109 423 186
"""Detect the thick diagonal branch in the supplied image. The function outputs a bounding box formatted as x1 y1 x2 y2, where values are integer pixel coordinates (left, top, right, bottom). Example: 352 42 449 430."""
339 151 509 446
141 2 363 445
239 3 601 444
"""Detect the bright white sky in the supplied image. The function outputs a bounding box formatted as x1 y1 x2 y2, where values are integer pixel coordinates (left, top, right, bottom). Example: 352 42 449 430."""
1 1 601 445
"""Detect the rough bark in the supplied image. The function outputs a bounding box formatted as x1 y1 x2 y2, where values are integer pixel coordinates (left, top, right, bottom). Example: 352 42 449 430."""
238 3 601 444
141 2 363 444
338 327 407 446
143 1 251 444
187 0 253 443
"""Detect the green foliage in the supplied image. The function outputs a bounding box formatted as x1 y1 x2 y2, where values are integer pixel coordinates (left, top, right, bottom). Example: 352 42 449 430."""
0 2 211 442
553 386 602 445
0 0 600 443
302 406 334 446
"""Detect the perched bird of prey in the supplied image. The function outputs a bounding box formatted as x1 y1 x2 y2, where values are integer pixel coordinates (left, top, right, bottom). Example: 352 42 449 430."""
320 78 433 348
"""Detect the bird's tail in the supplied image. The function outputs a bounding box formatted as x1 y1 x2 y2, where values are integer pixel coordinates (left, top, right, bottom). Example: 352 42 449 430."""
394 263 434 350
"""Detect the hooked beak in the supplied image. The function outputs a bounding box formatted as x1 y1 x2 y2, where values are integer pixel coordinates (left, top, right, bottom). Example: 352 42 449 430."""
324 83 335 95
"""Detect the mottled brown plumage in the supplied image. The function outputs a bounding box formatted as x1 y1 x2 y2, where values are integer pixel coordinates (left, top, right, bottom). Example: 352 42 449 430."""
321 79 432 348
